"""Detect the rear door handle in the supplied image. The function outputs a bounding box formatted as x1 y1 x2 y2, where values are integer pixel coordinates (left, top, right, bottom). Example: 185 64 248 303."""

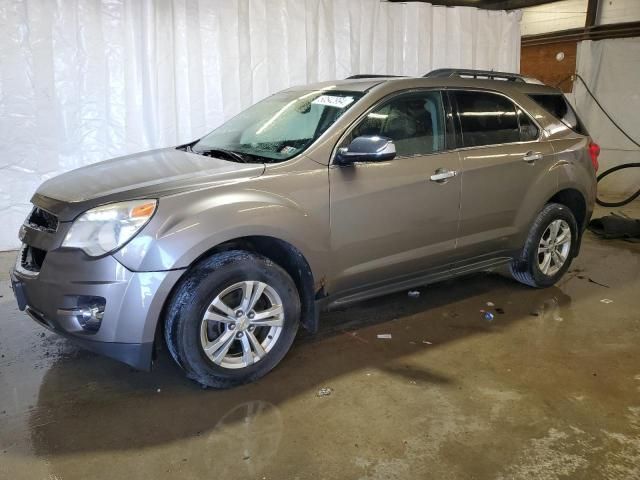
430 169 458 183
523 151 543 163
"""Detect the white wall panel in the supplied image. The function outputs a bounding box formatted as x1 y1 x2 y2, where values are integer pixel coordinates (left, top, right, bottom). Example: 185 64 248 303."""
574 38 640 197
521 0 587 36
0 0 521 250
598 0 640 25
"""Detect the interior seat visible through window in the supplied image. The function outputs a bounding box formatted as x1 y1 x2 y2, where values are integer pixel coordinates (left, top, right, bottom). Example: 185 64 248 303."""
348 91 446 157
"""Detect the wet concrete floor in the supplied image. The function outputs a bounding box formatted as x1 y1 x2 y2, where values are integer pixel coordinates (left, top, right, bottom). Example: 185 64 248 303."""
1 205 639 479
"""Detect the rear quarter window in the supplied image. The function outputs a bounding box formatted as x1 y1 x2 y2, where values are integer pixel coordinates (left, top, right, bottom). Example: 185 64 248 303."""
528 94 588 136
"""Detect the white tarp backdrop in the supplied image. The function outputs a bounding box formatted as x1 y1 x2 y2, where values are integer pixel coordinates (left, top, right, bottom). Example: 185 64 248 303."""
0 0 521 250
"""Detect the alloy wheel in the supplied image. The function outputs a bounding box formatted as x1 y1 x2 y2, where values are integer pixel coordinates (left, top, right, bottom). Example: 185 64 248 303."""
200 281 284 369
537 219 571 276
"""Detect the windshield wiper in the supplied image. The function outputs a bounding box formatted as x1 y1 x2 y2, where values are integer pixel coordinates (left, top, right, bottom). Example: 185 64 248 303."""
192 147 248 163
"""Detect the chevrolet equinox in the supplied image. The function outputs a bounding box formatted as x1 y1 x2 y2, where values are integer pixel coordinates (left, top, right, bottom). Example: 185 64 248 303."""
10 69 598 388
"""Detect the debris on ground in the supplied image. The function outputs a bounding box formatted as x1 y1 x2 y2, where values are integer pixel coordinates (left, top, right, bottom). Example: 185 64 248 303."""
422 340 432 345
156 388 161 393
486 301 495 307
317 387 333 397
495 307 505 315
407 290 420 298
484 312 495 321
576 274 610 288
600 298 614 304
409 380 417 385
377 333 392 339
345 331 369 344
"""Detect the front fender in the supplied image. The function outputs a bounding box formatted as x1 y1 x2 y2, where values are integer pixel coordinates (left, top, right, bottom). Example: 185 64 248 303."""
114 182 329 281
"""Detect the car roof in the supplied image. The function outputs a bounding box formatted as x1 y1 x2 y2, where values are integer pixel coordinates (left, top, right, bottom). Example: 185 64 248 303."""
284 75 562 96
284 78 390 93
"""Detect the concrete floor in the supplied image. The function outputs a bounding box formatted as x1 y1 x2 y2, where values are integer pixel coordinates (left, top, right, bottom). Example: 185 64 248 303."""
1 205 639 480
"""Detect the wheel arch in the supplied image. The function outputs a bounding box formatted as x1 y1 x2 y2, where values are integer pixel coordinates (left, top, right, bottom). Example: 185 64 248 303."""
548 188 587 231
155 235 320 360
546 188 587 256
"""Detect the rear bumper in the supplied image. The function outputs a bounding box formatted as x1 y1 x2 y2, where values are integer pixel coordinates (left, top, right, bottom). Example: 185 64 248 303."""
10 249 184 370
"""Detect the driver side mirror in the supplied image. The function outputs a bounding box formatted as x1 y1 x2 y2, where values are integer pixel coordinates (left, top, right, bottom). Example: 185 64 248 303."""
335 135 396 165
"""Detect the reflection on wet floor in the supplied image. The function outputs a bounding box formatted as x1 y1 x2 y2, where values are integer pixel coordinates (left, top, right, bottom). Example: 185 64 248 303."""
1 213 640 479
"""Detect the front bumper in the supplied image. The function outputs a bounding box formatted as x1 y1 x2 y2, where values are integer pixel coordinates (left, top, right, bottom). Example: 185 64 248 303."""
10 249 184 370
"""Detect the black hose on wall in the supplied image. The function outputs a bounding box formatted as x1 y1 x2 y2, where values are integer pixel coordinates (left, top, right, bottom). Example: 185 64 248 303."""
596 163 640 207
556 74 640 207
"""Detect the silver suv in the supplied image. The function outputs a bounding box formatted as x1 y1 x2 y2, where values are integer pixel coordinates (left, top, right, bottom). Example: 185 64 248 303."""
10 69 598 388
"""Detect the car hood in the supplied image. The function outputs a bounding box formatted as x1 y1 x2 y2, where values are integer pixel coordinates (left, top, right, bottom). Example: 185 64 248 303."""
33 148 265 221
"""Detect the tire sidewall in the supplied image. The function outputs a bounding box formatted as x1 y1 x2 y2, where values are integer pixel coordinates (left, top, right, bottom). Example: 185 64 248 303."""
168 251 300 388
525 204 578 287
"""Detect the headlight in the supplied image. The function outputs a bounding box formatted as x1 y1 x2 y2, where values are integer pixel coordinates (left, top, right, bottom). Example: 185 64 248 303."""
62 200 157 256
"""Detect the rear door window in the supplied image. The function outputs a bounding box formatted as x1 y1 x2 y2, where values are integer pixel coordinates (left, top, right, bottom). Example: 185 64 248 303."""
454 91 521 147
528 93 588 135
518 108 539 142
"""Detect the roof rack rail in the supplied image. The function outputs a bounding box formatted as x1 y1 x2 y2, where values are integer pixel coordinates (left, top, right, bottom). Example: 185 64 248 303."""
345 74 406 79
424 69 526 82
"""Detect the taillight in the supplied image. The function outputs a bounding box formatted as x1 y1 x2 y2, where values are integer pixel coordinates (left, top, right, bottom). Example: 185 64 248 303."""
588 141 600 172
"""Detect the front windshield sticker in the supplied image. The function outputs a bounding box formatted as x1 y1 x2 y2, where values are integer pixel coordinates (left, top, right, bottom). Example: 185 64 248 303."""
312 95 355 109
279 145 297 155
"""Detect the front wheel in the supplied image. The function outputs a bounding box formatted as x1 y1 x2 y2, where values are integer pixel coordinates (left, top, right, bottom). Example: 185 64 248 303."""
510 203 578 288
164 250 300 388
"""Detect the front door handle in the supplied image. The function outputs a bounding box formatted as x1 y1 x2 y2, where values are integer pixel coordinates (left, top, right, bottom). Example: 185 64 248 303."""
523 151 543 163
430 169 458 183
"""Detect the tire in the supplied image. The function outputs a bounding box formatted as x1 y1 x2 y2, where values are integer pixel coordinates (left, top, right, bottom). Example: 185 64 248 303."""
164 250 300 389
510 203 578 288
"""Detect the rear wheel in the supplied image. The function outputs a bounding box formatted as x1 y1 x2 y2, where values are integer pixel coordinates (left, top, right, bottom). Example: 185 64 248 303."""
510 203 578 288
165 250 300 388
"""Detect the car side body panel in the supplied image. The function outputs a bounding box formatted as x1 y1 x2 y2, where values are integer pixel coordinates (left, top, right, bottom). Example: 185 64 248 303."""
550 135 597 223
454 139 558 259
328 150 462 294
114 155 332 292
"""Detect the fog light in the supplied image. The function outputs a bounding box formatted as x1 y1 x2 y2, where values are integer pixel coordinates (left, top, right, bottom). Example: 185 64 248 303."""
58 296 106 333
79 304 105 332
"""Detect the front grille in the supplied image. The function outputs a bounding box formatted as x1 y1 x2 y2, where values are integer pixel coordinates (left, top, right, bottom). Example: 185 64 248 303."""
20 244 47 273
27 207 58 233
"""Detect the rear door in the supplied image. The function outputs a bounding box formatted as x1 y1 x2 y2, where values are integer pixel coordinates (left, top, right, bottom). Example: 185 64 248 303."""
451 89 555 259
329 90 461 294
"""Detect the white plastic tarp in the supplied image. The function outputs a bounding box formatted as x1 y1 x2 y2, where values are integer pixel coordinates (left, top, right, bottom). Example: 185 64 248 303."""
0 0 521 250
573 38 640 198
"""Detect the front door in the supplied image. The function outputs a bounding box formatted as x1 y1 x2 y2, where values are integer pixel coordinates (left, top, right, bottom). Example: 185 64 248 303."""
329 90 461 294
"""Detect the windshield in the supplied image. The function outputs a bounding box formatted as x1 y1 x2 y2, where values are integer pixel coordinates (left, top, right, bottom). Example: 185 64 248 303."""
190 89 364 163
